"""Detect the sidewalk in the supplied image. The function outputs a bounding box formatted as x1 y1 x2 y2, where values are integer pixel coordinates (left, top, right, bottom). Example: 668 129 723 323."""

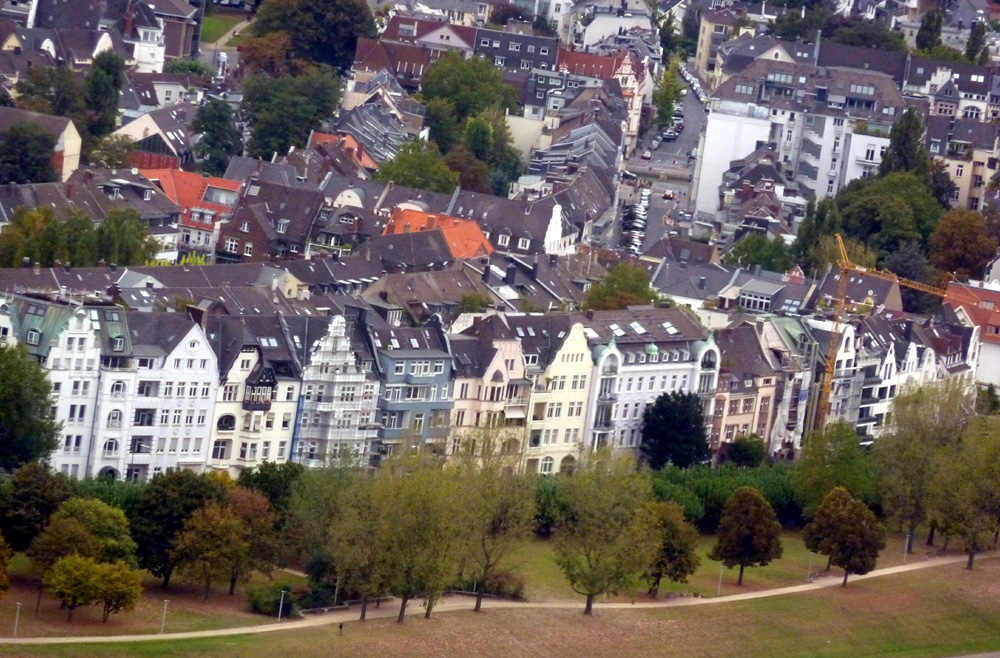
1 551 992 646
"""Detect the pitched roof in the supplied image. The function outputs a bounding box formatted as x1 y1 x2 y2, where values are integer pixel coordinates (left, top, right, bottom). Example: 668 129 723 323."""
382 208 493 259
141 168 240 228
0 105 73 138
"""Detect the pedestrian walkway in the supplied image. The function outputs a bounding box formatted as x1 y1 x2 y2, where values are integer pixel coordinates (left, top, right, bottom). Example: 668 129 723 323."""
1 551 993 646
209 18 250 50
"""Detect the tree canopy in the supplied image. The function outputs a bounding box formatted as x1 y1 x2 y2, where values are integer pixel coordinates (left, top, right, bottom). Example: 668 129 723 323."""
0 121 58 184
242 70 339 159
193 98 242 176
709 486 783 585
723 233 795 272
652 57 682 126
647 501 700 597
249 0 376 71
421 53 518 122
928 209 997 280
0 346 60 470
584 263 659 310
375 141 460 194
641 391 710 469
793 421 874 517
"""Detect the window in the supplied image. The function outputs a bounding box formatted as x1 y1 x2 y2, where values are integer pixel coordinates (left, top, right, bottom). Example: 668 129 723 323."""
240 221 249 232
956 165 964 178
276 220 289 234
540 47 549 55
509 42 520 51
497 233 510 247
223 384 239 401
394 362 405 375
225 238 238 252
26 329 40 345
107 410 122 428
735 83 754 95
494 56 505 66
540 456 554 475
212 440 228 460
411 412 424 431
480 38 489 47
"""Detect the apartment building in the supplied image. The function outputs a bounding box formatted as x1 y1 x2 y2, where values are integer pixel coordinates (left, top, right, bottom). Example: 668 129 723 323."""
711 323 778 457
924 115 1000 211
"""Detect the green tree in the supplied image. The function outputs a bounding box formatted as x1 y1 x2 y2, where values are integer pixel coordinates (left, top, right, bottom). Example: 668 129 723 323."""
0 347 60 471
243 69 340 159
819 490 885 585
95 208 160 266
640 391 710 470
583 263 659 310
425 98 461 154
659 12 678 53
95 561 143 622
916 9 943 51
793 421 874 517
165 58 213 75
930 419 1000 569
965 21 988 63
27 516 101 572
84 51 126 137
728 435 767 468
929 209 997 280
236 461 305 529
43 554 101 621
250 0 376 71
709 486 783 585
802 486 853 569
421 52 518 122
0 532 11 598
723 234 795 272
14 66 86 120
1 462 73 552
876 381 972 553
554 452 660 614
0 121 58 184
40 498 137 565
457 448 536 612
375 141 459 194
193 98 242 176
827 17 906 52
646 501 700 597
223 487 277 594
380 457 465 622
879 108 930 179
464 116 494 162
129 469 226 588
87 134 136 169
172 501 248 600
652 57 682 126
76 477 145 519
456 290 493 314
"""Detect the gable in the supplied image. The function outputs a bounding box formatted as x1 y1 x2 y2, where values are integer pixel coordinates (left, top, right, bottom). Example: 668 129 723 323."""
418 25 473 51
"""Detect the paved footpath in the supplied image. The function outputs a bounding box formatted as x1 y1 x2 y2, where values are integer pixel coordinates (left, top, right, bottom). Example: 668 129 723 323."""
1 552 994 646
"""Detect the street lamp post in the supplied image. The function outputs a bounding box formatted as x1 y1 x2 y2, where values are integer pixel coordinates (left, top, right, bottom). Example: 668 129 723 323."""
160 600 169 634
278 590 287 620
13 602 21 638
716 564 725 596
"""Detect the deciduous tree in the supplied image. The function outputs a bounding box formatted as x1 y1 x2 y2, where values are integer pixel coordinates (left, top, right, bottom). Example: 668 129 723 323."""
172 502 248 600
0 122 58 184
916 9 943 51
709 486 783 585
793 421 874 517
446 145 493 194
640 391 710 469
87 134 136 169
85 51 126 138
250 0 376 71
0 348 60 472
553 452 660 614
95 561 143 622
421 52 518 122
652 57 682 126
722 234 794 273
223 487 277 594
583 263 659 310
375 141 459 194
929 209 997 280
0 532 11 599
802 486 852 569
878 108 930 179
236 461 304 529
1 462 73 552
242 70 339 159
728 435 767 468
193 98 242 176
647 501 700 597
43 555 101 621
36 498 136 565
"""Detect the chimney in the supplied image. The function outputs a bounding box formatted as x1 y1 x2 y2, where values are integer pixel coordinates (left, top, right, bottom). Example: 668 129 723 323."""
33 262 40 275
21 257 30 268
813 29 821 65
66 182 74 200
481 257 492 284
741 179 753 201
698 276 707 290
586 309 594 320
97 259 107 268
532 257 540 281
125 0 136 36
110 263 118 272
505 263 517 285
64 262 72 274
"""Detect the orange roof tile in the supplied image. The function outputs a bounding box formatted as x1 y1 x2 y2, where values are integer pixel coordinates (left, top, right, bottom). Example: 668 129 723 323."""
141 168 240 230
383 208 493 260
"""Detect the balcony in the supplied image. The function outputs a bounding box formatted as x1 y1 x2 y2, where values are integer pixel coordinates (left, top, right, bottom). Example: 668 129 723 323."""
593 418 613 430
601 366 618 376
800 138 822 160
598 390 617 402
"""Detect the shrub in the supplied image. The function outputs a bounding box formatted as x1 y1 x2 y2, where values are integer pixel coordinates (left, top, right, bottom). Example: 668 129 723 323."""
247 580 303 618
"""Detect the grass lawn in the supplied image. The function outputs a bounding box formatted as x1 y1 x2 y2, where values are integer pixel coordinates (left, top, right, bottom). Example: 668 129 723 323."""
201 13 243 46
516 530 917 604
8 558 1000 658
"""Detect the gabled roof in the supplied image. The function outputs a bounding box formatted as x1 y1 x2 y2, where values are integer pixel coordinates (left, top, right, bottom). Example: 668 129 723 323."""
142 168 240 228
557 49 638 79
0 105 73 138
716 323 776 378
382 208 493 259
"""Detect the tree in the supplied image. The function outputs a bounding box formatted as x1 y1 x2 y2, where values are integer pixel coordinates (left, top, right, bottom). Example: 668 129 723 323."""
444 146 492 194
965 21 988 63
242 70 340 159
36 498 136 565
647 501 700 597
879 108 930 179
929 209 997 280
129 469 226 588
250 0 376 71
916 9 943 51
84 51 126 138
722 234 795 272
380 457 465 622
0 121 58 184
223 487 277 594
709 486 783 585
457 452 536 612
583 263 659 310
1 462 73 552
14 66 86 121
0 532 10 598
27 517 101 572
884 241 936 313
421 52 518 122
464 116 494 162
652 57 682 126
827 17 906 52
456 290 493 314
930 419 1000 569
0 347 60 471
239 32 306 77
793 421 874 517
728 435 767 468
95 561 143 622
193 98 242 176
165 58 213 75
876 381 973 553
802 486 853 569
640 391 710 470
830 498 885 585
425 98 461 154
236 461 304 529
87 134 136 169
375 141 459 194
554 452 660 614
659 12 678 54
490 3 530 24
172 502 248 600
94 208 160 266
43 555 101 621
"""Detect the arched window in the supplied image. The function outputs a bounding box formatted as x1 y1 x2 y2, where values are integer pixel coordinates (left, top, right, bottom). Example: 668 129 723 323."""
701 350 717 369
107 410 122 428
540 456 554 475
103 439 118 457
559 455 577 476
111 381 126 397
216 414 236 431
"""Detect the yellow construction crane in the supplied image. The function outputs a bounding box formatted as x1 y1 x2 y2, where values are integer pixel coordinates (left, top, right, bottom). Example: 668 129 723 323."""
813 234 957 430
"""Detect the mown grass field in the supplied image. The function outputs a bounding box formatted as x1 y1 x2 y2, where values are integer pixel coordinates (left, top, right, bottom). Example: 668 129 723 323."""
200 13 244 46
6 558 1000 658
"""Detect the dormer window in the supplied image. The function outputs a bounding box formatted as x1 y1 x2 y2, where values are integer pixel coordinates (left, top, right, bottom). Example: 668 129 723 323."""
112 336 124 351
240 221 250 232
143 189 152 201
277 220 289 234
26 329 40 345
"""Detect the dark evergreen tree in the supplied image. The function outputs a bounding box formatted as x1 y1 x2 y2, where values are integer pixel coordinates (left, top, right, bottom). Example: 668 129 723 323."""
640 391 710 469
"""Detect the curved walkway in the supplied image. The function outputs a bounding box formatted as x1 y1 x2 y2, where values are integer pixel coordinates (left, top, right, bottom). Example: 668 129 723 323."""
2 552 993 646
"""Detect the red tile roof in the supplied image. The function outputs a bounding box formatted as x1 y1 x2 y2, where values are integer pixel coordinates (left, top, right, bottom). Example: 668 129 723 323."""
141 169 240 230
383 208 494 260
945 282 1000 343
557 49 629 78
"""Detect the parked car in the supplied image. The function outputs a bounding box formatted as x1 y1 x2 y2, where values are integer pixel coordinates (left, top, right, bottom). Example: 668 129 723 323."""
662 190 675 200
651 137 662 149
663 130 678 141
641 150 652 159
